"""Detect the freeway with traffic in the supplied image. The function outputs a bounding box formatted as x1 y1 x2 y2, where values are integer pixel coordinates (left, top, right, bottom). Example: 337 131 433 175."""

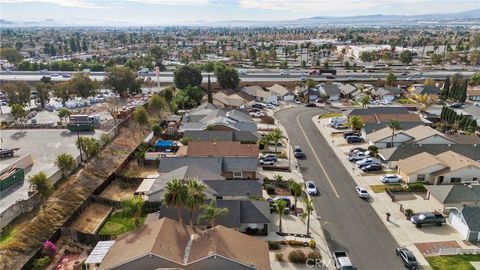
275 106 404 270
0 70 475 82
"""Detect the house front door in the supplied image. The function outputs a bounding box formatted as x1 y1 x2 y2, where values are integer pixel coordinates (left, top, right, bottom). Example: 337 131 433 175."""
437 176 444 185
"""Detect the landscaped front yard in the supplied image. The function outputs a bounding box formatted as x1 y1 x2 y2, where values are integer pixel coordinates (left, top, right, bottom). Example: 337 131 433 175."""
426 255 480 270
98 213 146 237
369 184 401 193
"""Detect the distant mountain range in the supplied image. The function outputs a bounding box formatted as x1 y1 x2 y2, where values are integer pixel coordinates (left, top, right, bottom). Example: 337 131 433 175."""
1 9 479 27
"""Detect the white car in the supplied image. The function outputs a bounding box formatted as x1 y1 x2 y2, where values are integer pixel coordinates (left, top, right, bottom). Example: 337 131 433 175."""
348 151 370 161
347 77 355 81
280 71 289 76
258 158 275 165
380 174 403 184
355 186 369 199
249 111 264 118
356 158 380 167
294 99 302 104
264 104 275 109
305 181 318 195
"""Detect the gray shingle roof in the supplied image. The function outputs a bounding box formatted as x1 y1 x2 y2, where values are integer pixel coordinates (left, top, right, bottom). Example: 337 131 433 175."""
346 106 410 116
364 121 423 134
184 130 259 143
414 85 441 95
222 157 258 171
159 157 223 174
379 144 480 162
426 185 480 204
320 84 341 96
203 180 262 198
462 207 480 231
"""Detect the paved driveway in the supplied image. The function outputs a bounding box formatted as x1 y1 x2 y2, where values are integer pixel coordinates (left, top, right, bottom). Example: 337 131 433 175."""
275 107 404 270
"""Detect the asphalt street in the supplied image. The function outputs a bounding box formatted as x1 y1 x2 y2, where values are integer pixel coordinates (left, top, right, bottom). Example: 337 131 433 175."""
275 106 404 270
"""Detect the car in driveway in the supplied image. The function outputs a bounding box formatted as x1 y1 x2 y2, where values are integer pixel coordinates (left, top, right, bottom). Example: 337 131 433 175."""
264 103 275 109
396 247 419 269
259 153 278 161
360 163 382 172
356 158 380 167
348 151 370 161
268 196 292 208
349 147 367 154
305 181 318 195
305 103 317 107
410 212 446 227
258 156 275 165
345 135 364 144
355 186 369 199
380 174 403 183
252 103 265 109
249 111 264 118
343 131 359 139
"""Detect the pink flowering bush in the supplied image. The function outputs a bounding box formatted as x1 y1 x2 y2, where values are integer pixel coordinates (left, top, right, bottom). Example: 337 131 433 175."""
43 240 57 258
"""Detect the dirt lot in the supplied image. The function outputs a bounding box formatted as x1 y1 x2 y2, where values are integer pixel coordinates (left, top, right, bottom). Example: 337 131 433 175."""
121 162 159 178
70 203 112 234
100 180 139 201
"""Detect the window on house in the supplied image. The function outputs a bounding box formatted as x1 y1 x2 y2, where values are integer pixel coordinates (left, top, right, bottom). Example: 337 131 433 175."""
417 175 426 181
233 171 242 179
450 177 462 183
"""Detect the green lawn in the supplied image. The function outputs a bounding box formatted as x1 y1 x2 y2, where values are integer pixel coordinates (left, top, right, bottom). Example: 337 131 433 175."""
369 184 401 193
98 213 145 236
426 255 480 270
318 112 343 119
0 226 18 246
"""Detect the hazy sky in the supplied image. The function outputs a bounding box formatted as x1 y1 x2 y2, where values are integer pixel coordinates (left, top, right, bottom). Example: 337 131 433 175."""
1 0 479 25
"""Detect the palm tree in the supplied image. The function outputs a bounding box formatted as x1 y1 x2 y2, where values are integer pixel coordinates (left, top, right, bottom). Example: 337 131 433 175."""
301 196 314 235
273 174 284 185
115 196 145 228
198 201 229 227
387 119 402 148
348 115 364 131
163 179 187 223
276 200 287 233
416 94 438 113
185 179 207 226
359 95 370 109
268 128 285 153
289 180 303 209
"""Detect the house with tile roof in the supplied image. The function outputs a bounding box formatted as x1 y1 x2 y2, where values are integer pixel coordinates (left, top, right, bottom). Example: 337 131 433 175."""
97 217 271 270
397 151 480 184
267 84 295 101
241 85 277 104
367 125 456 148
212 89 255 109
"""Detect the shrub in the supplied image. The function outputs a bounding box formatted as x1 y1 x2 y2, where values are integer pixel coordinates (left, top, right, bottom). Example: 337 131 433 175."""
100 133 111 146
404 209 414 218
275 253 284 262
33 256 51 269
387 186 407 193
287 240 306 246
407 182 427 192
308 239 316 249
267 241 281 250
42 240 57 257
307 251 322 260
288 250 307 263
261 115 275 125
152 124 162 135
278 152 287 159
266 184 276 195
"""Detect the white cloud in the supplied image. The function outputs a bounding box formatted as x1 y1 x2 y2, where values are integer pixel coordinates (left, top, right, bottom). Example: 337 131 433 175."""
125 0 209 5
2 0 102 8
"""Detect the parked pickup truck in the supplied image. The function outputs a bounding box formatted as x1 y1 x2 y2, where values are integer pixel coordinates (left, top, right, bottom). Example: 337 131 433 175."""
333 251 354 270
410 212 446 227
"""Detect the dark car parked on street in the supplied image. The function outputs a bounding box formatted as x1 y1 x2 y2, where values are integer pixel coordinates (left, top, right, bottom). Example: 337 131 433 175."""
305 103 317 107
396 247 419 269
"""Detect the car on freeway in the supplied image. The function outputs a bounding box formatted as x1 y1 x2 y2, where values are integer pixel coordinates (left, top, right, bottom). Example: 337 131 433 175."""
355 186 369 199
305 103 317 107
414 72 423 76
50 73 59 77
62 73 71 78
400 72 408 75
405 77 414 81
249 111 264 118
356 158 380 167
345 136 364 144
326 75 335 79
360 163 382 172
40 69 49 74
396 248 419 269
258 156 276 165
259 153 278 161
300 76 307 81
280 71 289 76
380 174 403 183
305 181 318 195
347 77 355 81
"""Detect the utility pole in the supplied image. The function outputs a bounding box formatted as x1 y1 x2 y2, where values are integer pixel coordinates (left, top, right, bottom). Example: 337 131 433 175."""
155 66 160 93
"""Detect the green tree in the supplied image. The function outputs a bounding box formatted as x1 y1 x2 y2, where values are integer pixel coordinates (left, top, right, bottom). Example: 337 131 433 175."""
469 72 480 86
134 106 150 128
323 61 329 69
467 119 478 133
35 82 50 108
348 115 364 131
268 128 286 153
173 65 203 89
70 72 98 99
359 51 373 62
29 172 54 202
53 81 73 106
400 50 413 64
199 201 229 227
174 86 204 110
207 75 213 104
163 179 187 223
55 153 76 178
248 47 257 63
104 66 140 97
11 104 27 123
301 60 307 68
0 47 23 63
115 196 145 228
344 61 350 69
57 108 71 123
431 54 443 65
185 179 207 226
386 72 396 86
2 82 31 106
358 95 370 109
367 145 379 158
149 95 164 118
306 78 316 89
300 196 314 235
76 136 100 159
276 200 287 233
288 180 303 209
215 66 240 89
387 120 402 148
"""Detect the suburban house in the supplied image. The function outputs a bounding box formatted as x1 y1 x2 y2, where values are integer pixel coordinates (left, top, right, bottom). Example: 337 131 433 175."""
412 84 441 96
378 144 480 169
448 206 480 243
180 103 257 133
372 86 402 102
183 130 258 144
267 83 295 101
397 151 480 184
96 217 271 270
176 141 259 158
426 185 480 212
159 156 258 179
212 89 255 108
364 121 422 135
241 85 277 104
304 89 319 102
318 83 341 101
457 103 480 128
158 199 272 234
367 125 457 148
467 85 480 101
336 83 357 98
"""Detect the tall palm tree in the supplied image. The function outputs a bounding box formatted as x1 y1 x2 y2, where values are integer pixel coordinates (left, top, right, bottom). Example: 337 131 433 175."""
163 179 187 223
348 115 364 131
289 180 303 209
359 95 370 109
115 196 145 228
301 196 314 235
185 179 207 226
269 128 285 153
387 119 402 148
198 201 229 227
276 200 287 234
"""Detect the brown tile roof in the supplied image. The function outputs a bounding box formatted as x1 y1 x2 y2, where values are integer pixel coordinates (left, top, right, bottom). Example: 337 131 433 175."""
185 141 259 157
398 152 445 175
403 125 452 142
188 225 271 270
435 150 480 172
359 113 422 123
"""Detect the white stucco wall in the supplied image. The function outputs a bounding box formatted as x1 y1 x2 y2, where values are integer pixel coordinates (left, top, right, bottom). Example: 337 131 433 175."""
440 167 480 184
